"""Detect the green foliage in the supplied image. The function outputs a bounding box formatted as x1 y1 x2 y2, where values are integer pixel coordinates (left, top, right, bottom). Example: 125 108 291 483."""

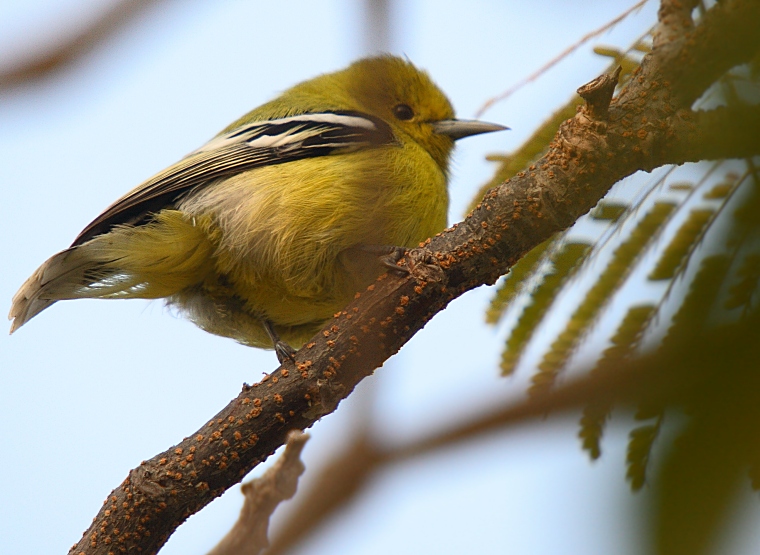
530 202 676 396
592 42 648 81
624 252 733 496
661 255 731 353
626 420 662 491
702 174 738 199
589 201 628 222
648 209 714 280
499 241 591 376
579 305 656 460
483 141 756 555
486 238 554 325
648 295 760 555
485 158 758 553
578 404 608 461
476 20 759 552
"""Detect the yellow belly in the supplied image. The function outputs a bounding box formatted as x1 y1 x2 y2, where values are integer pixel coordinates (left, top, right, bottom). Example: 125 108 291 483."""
101 145 448 349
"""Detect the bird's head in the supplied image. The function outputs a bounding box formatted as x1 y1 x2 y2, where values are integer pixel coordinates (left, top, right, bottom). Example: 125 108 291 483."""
340 56 506 171
264 55 506 172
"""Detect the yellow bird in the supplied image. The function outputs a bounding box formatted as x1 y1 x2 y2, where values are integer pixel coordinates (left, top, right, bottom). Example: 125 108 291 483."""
9 55 505 362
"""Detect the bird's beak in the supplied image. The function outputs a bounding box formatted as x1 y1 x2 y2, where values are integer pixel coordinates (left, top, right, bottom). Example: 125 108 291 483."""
431 119 508 140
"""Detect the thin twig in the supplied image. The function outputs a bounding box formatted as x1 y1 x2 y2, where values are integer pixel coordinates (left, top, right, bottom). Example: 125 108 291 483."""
475 0 649 118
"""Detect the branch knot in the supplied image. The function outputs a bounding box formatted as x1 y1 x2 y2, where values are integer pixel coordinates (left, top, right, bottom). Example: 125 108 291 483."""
577 66 622 120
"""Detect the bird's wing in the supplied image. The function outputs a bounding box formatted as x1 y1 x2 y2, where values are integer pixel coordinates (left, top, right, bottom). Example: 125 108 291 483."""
72 111 394 246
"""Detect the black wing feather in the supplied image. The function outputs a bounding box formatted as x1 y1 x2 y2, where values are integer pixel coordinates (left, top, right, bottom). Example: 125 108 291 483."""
72 112 394 246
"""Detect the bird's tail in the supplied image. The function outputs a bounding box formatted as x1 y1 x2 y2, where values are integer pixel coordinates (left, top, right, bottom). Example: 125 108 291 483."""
9 246 109 333
9 212 217 333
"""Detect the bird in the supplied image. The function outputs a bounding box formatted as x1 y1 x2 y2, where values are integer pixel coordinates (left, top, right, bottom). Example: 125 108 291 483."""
9 55 506 362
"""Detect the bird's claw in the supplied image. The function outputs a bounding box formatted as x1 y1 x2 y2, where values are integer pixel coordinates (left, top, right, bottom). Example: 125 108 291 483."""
274 340 298 365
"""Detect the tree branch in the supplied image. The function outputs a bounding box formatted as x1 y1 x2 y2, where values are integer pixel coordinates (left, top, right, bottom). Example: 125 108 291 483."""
674 104 760 163
207 431 309 555
266 361 653 555
67 2 760 553
0 0 171 89
657 0 760 107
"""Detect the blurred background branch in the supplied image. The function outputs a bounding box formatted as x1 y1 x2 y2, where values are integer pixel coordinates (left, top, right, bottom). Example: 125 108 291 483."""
0 0 168 89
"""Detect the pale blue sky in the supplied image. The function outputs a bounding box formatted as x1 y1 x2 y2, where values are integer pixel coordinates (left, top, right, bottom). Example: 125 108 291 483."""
9 2 758 555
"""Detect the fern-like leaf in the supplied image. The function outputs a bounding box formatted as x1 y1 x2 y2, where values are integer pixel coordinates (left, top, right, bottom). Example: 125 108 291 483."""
531 202 676 396
649 209 715 280
660 255 731 354
579 404 608 461
579 305 656 460
499 242 591 375
702 173 738 199
626 420 662 491
486 238 555 325
589 201 629 222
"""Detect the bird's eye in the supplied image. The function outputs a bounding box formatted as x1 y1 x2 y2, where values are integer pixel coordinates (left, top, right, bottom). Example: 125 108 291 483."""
393 104 414 121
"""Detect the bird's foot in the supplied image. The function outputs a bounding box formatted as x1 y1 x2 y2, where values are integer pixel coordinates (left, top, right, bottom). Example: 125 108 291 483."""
262 319 297 365
360 245 410 274
274 340 297 365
